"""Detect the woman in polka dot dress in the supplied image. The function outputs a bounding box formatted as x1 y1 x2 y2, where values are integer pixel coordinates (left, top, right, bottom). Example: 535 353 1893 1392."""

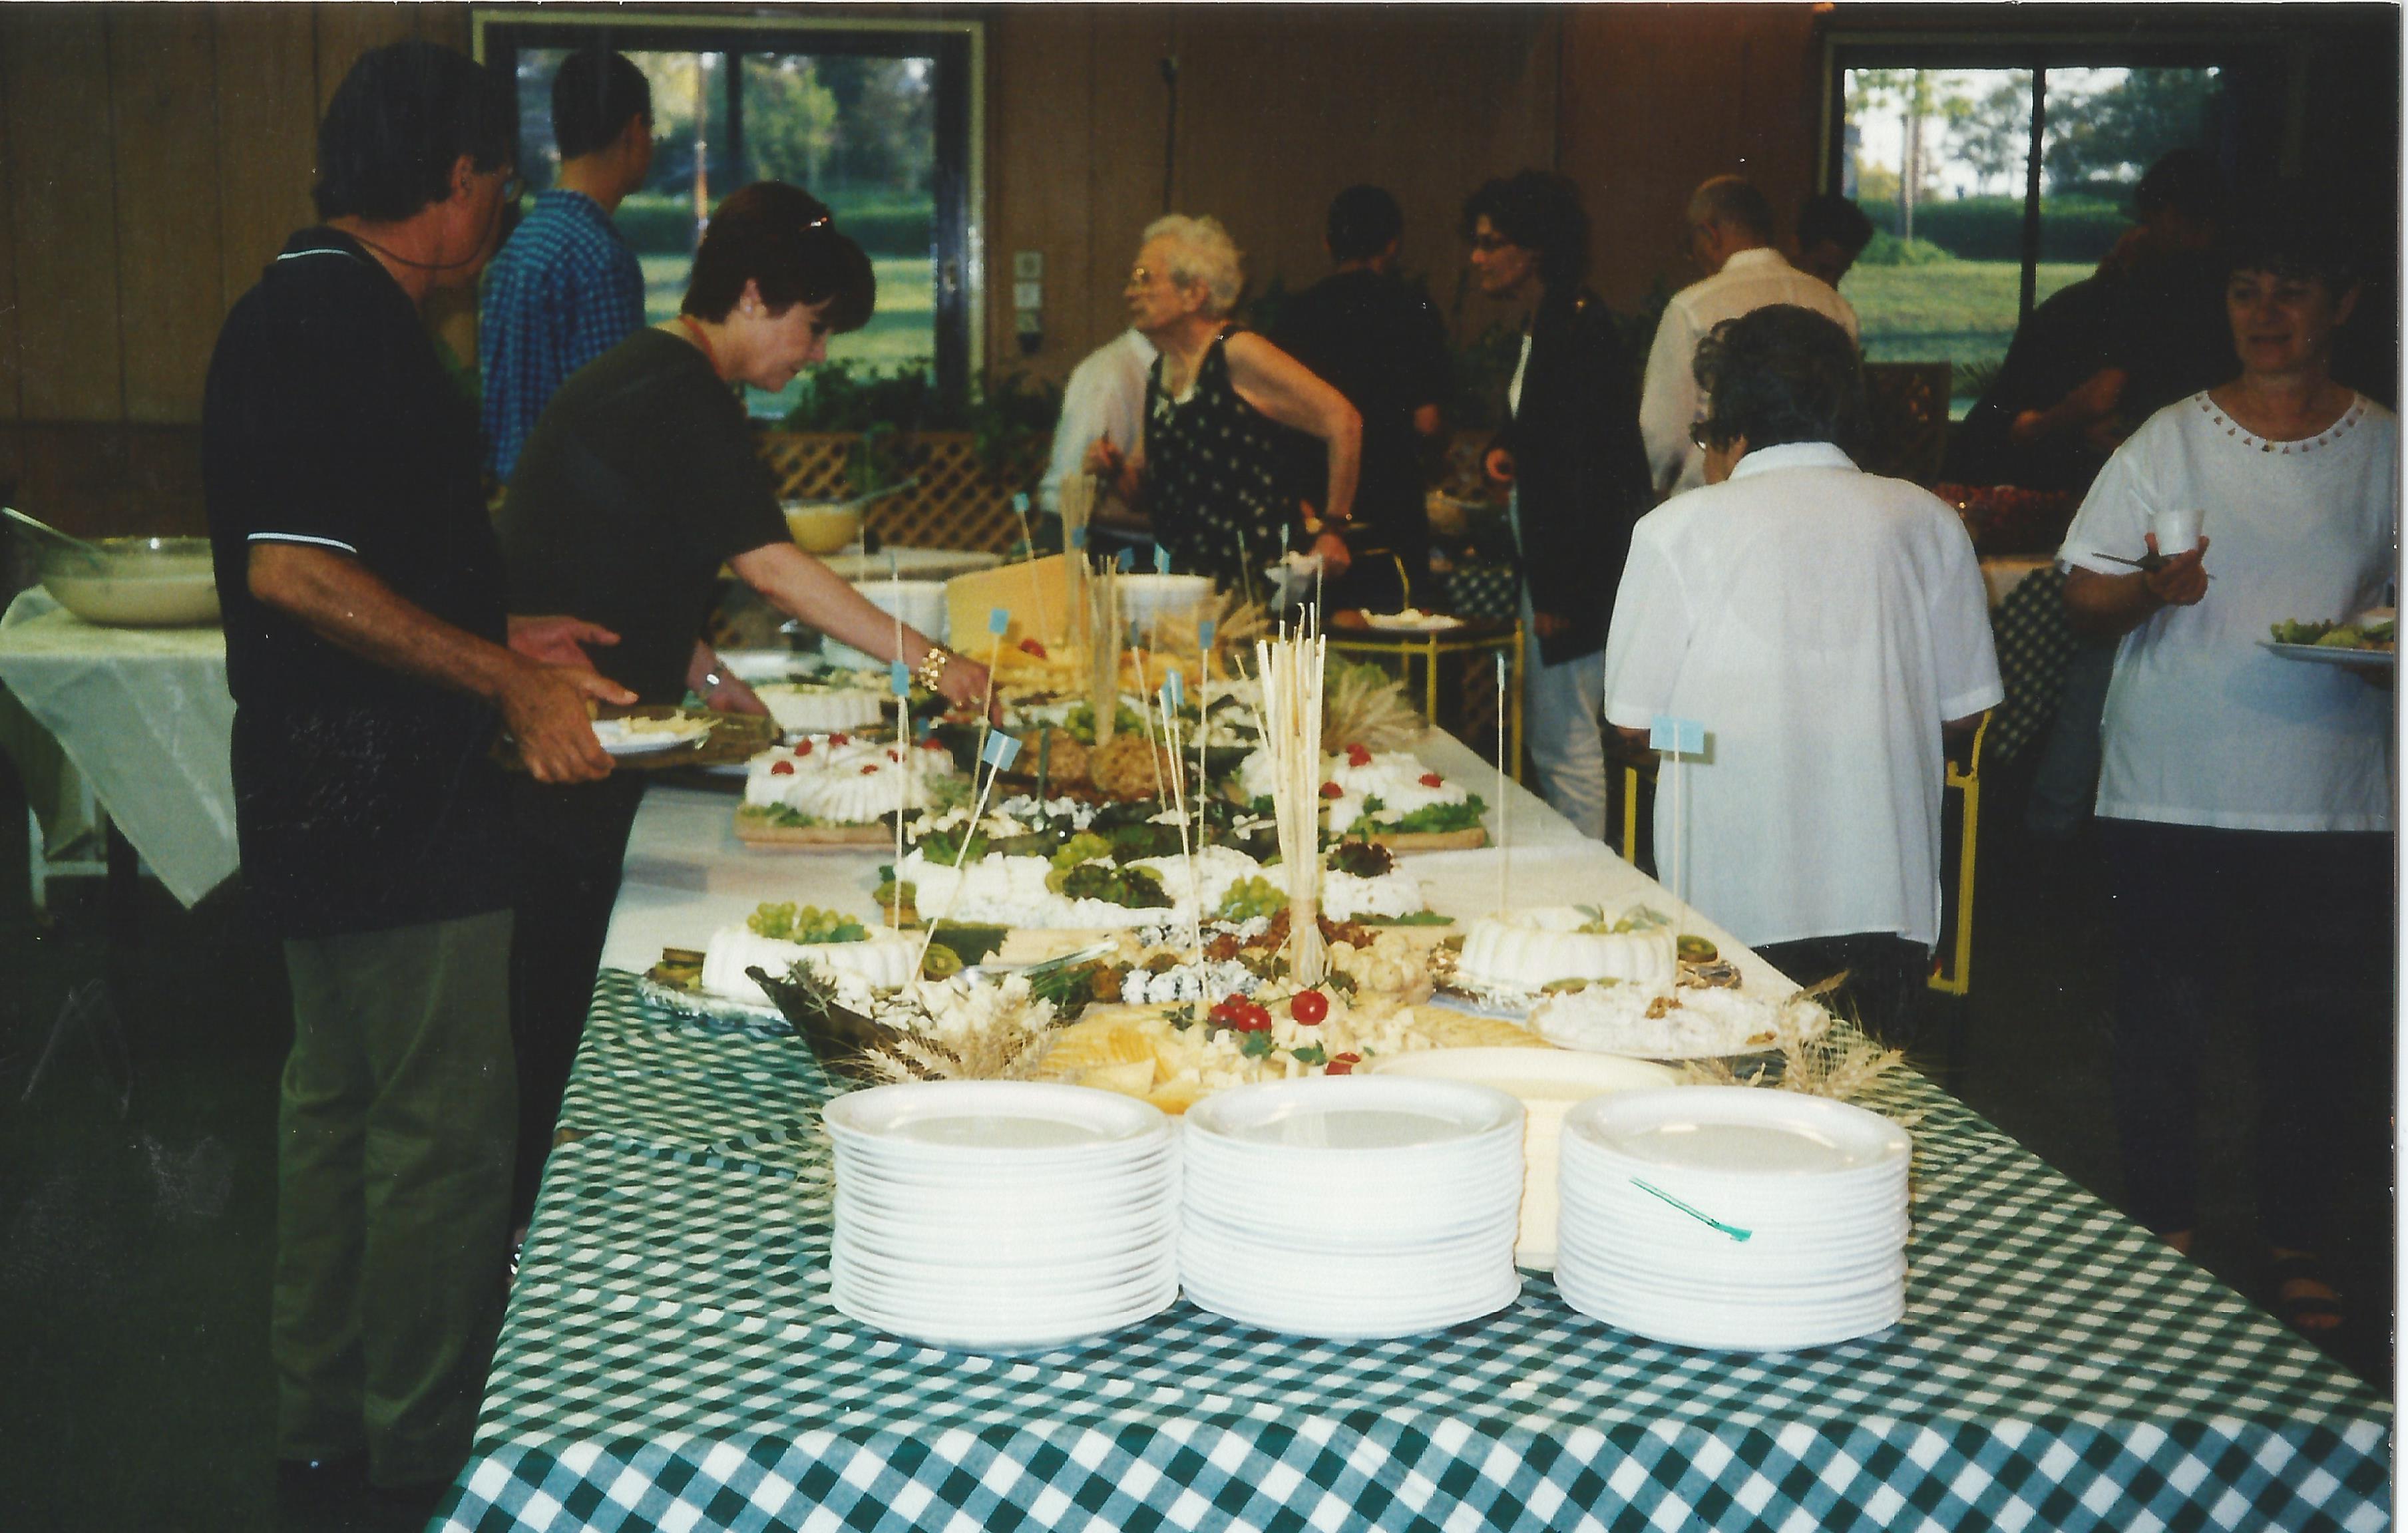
1088 215 1361 591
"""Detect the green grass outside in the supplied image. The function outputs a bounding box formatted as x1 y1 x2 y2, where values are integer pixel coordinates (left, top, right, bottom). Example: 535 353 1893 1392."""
1841 259 2092 403
638 253 935 416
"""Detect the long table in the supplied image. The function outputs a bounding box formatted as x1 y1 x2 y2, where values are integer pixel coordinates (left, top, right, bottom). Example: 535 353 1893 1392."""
436 736 2391 1532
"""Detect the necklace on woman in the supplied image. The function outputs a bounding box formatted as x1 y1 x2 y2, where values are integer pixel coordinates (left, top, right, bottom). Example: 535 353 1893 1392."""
677 314 722 376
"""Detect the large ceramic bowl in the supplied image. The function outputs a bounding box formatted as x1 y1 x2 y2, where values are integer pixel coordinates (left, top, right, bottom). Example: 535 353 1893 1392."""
38 536 220 627
785 500 864 554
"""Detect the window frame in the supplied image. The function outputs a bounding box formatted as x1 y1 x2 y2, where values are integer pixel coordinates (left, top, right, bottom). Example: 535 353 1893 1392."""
472 7 986 407
1820 29 2292 323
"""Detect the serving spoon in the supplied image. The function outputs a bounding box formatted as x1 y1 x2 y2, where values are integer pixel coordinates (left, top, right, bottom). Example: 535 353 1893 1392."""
3 505 110 564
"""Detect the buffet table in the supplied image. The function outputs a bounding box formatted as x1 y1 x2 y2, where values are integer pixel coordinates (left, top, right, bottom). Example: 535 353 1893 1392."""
437 734 2391 1533
0 590 236 906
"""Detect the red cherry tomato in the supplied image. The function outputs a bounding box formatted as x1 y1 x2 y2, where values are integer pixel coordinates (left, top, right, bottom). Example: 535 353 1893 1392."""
1345 744 1372 768
1289 989 1328 1024
1319 782 1342 799
1326 1051 1362 1076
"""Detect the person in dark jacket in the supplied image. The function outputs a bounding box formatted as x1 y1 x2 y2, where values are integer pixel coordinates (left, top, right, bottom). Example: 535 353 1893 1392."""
1462 171 1653 838
1273 184 1452 612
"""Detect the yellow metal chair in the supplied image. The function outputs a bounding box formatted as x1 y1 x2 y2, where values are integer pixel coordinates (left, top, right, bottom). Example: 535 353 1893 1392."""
1615 715 1989 998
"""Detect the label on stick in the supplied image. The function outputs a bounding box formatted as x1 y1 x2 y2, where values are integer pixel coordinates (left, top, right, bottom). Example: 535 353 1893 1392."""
1649 716 1705 755
980 731 1023 772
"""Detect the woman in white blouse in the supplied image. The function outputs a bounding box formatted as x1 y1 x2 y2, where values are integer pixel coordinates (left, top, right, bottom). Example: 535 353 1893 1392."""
2059 188 2394 1339
1602 305 2001 1046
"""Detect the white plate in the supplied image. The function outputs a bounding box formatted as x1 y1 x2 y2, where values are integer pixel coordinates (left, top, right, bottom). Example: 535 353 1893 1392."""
1185 1077 1523 1153
717 649 815 683
1564 1088 1909 1177
1182 1272 1520 1339
825 1080 1170 1153
831 1275 1179 1352
1363 1047 1683 1099
1360 610 1466 633
2260 639 2395 667
592 717 713 756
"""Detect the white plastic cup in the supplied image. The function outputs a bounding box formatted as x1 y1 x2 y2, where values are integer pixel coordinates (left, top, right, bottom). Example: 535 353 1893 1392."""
2149 506 2204 557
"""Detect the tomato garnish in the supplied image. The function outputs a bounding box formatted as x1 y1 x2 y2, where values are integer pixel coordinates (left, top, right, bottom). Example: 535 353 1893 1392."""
1319 782 1342 799
1289 989 1328 1024
1345 744 1372 768
769 760 796 776
1418 772 1444 788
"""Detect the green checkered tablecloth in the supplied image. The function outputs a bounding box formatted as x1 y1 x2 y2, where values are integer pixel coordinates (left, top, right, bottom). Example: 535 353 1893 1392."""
435 971 2390 1532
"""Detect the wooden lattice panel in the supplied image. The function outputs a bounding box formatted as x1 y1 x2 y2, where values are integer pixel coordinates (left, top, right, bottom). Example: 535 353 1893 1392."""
755 431 1033 554
757 433 855 502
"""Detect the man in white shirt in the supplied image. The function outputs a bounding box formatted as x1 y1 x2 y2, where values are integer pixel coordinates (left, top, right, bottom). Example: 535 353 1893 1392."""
1605 305 1999 1045
1639 177 1860 497
1038 328 1158 552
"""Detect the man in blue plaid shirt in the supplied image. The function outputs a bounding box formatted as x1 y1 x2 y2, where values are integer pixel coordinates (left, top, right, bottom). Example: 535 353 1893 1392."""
480 50 654 483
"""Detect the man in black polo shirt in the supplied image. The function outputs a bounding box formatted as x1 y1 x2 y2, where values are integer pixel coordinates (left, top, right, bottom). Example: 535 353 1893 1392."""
1273 184 1452 612
202 42 631 1514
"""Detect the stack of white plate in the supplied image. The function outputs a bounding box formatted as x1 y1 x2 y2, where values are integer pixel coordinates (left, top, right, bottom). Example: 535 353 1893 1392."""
1366 1048 1681 1270
1179 1077 1525 1338
825 1081 1179 1351
1556 1087 1911 1351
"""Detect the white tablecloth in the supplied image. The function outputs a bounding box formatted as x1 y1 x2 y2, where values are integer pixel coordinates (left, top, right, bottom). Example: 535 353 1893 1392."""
602 727 1791 994
817 548 1005 583
0 591 236 906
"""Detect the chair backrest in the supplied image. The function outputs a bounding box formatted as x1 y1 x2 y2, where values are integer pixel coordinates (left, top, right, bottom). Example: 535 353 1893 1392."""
1859 363 1952 484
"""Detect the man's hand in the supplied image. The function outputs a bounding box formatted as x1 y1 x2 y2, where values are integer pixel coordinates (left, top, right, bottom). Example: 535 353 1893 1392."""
1484 446 1516 484
499 662 622 784
1312 530 1352 580
507 613 619 668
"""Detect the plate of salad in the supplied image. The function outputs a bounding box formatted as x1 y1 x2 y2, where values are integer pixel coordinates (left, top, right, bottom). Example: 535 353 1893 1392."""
2262 611 2395 667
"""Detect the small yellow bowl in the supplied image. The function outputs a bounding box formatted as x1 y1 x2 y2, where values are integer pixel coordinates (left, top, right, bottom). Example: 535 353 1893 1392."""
784 502 863 555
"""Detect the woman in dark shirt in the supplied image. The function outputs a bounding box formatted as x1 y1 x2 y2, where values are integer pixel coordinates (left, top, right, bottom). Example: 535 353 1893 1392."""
1086 215 1362 590
1463 171 1653 840
497 183 990 1224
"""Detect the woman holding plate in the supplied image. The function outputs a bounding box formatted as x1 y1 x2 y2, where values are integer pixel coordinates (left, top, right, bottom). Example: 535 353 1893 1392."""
495 182 990 1225
2057 186 2395 1339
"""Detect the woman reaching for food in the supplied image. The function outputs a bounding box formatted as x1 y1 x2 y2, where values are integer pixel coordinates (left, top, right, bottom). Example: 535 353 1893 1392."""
2057 184 2394 1340
495 182 989 1224
1085 214 1361 591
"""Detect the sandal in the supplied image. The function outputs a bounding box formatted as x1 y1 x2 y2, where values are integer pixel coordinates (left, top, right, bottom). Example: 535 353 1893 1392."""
2266 1249 2344 1337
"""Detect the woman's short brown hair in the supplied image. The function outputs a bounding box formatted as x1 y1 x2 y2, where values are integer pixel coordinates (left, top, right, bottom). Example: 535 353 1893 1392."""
682 182 875 330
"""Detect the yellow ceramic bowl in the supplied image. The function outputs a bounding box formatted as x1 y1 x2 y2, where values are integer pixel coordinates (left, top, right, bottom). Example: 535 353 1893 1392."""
785 502 863 555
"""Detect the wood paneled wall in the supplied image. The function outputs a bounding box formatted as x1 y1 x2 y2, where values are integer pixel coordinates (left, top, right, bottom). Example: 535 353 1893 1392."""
986 5 1560 384
0 3 467 536
1559 4 1824 311
0 3 2394 538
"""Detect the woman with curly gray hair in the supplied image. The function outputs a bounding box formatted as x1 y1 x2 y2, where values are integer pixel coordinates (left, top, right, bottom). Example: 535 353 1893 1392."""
1602 304 2001 1047
1086 214 1362 588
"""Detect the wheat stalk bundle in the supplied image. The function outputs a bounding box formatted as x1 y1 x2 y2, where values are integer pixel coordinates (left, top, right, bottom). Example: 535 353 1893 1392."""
1086 562 1122 749
1322 656 1423 752
1254 630 1329 985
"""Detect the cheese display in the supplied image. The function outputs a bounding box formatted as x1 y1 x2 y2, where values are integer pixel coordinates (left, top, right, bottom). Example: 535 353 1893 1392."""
1454 905 1681 996
738 732 962 836
755 681 884 737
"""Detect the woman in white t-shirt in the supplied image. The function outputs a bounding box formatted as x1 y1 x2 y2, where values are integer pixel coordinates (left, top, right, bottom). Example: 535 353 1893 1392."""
2058 189 2394 1339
